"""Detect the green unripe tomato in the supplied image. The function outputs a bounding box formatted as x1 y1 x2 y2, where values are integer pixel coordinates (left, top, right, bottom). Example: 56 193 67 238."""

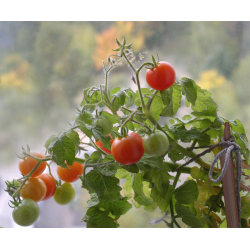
241 196 250 219
53 182 76 205
142 130 169 156
96 117 113 135
12 198 40 227
75 111 93 126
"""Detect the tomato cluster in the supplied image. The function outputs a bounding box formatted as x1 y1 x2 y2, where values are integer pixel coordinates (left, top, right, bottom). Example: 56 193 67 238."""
12 151 83 227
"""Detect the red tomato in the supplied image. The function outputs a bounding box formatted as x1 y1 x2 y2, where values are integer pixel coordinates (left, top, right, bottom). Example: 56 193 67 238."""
19 151 47 177
111 132 144 165
36 173 57 201
95 134 114 154
146 61 176 91
57 162 84 183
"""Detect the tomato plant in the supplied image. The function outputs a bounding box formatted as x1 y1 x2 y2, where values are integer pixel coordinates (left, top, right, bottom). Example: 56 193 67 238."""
12 198 40 227
142 130 169 156
19 151 47 177
20 177 47 202
111 132 144 165
146 61 176 91
57 162 84 183
37 173 57 200
53 182 76 205
5 38 250 228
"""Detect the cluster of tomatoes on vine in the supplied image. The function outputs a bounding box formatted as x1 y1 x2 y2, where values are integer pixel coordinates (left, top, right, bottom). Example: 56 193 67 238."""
6 151 84 227
6 54 176 227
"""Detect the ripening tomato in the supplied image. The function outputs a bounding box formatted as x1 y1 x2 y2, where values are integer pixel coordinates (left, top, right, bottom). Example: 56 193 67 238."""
142 130 169 156
95 134 114 154
111 132 144 165
146 61 176 91
53 182 76 205
19 151 47 177
12 198 40 227
57 162 84 183
36 173 57 200
20 177 47 202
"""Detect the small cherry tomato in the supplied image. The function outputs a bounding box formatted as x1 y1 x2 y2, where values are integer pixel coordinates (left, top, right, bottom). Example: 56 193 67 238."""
53 182 76 205
12 198 40 227
142 130 169 156
95 117 113 135
95 134 114 154
57 162 84 183
36 173 57 200
146 61 176 91
19 151 47 177
111 132 144 165
20 177 47 202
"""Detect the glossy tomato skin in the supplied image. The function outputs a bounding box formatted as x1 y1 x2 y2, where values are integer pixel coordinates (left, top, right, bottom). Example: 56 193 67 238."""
53 182 76 205
36 173 57 200
142 131 169 156
12 198 40 227
146 61 176 91
57 162 84 183
111 132 144 165
20 177 47 202
19 151 47 177
95 134 114 154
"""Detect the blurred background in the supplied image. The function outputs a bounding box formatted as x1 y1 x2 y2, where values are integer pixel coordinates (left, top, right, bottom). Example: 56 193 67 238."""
0 21 249 228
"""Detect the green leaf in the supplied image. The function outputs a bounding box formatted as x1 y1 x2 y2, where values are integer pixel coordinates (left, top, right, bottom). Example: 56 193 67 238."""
137 155 164 169
101 111 120 124
133 173 154 206
149 95 164 121
47 130 80 167
168 148 185 162
99 197 132 216
175 202 204 228
180 77 197 106
151 185 174 212
82 169 121 202
90 151 102 162
87 193 100 208
120 163 139 173
169 125 206 143
191 86 218 113
174 180 199 204
92 125 112 150
98 162 117 176
83 207 119 228
160 85 182 117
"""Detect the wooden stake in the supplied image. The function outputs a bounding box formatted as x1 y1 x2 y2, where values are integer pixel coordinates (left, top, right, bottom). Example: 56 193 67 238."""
220 122 239 228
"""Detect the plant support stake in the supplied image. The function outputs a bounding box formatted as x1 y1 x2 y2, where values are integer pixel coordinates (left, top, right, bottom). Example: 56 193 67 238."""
221 122 239 228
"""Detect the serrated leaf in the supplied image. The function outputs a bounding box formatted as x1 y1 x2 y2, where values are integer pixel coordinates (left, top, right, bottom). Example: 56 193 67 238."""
160 85 182 117
174 180 199 204
92 125 112 150
137 155 164 169
180 77 197 106
83 207 119 228
168 148 185 162
169 125 206 143
133 173 154 206
101 111 120 124
47 130 80 167
120 163 139 173
99 197 132 216
82 169 121 202
87 193 100 208
98 162 117 176
175 202 203 228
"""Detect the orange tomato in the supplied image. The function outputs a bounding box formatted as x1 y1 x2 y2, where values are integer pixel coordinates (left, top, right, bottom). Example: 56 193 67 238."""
20 177 47 202
57 162 84 183
19 151 47 177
